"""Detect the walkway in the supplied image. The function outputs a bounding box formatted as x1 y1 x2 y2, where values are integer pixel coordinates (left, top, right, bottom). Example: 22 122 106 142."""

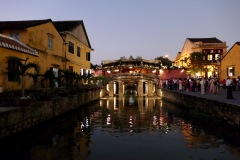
172 87 240 106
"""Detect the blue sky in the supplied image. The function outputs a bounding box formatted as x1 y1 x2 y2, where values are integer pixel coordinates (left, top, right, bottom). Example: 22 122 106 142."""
1 0 240 65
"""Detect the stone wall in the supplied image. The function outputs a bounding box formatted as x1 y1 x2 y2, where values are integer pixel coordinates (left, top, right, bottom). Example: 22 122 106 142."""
158 89 240 127
0 89 104 139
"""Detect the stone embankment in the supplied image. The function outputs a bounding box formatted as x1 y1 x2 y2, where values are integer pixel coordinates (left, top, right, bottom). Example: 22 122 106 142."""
0 89 105 139
157 88 240 127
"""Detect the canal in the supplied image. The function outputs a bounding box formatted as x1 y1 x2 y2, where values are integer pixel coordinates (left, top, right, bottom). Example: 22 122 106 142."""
0 96 240 160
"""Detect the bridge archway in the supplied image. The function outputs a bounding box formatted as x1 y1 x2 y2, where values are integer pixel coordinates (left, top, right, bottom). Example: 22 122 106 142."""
106 74 158 97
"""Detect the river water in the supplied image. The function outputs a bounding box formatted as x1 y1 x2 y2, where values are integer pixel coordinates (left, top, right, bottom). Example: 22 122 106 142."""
0 96 240 160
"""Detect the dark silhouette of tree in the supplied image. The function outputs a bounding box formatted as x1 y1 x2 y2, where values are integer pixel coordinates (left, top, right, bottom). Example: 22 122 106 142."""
155 56 172 69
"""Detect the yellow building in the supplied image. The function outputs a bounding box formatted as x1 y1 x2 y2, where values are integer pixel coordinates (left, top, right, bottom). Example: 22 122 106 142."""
53 20 94 75
174 38 227 78
220 42 240 81
0 19 93 90
0 34 39 91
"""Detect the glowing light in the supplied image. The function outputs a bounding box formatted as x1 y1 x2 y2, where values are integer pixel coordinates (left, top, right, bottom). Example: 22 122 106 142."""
160 69 163 74
106 114 111 125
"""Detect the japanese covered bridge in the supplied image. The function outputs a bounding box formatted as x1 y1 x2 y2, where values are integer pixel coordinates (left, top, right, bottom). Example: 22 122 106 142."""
100 56 161 97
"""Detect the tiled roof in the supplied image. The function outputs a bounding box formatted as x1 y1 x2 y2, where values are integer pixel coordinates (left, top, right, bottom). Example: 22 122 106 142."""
53 20 93 50
0 34 38 56
0 19 52 30
235 42 240 45
53 20 83 32
187 37 223 43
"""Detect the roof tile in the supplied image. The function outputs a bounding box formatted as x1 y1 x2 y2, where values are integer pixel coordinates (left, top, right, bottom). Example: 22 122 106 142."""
0 34 38 56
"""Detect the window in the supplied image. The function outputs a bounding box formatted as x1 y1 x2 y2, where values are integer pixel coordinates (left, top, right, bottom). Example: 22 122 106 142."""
48 37 53 50
207 54 212 61
69 66 73 72
50 67 59 88
10 32 20 40
215 54 220 60
227 67 235 77
68 41 74 54
8 60 19 81
86 52 90 61
77 46 81 57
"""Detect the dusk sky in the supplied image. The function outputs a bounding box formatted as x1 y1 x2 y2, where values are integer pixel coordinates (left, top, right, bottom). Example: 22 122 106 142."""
1 0 240 65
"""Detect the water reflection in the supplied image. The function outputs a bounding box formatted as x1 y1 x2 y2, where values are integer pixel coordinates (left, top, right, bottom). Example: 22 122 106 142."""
0 96 240 160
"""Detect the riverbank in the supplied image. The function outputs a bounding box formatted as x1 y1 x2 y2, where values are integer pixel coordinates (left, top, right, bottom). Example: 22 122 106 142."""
159 88 240 127
0 89 105 139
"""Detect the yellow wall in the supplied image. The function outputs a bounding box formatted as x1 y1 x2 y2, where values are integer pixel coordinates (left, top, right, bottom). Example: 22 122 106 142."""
3 22 65 75
0 20 94 91
220 44 240 81
65 34 91 74
176 39 227 78
0 47 39 91
26 23 65 73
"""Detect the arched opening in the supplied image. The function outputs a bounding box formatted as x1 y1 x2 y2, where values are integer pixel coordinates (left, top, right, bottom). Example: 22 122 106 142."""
124 82 137 96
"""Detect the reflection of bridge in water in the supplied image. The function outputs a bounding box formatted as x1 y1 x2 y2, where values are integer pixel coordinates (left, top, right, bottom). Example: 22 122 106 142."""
100 57 161 97
101 96 161 115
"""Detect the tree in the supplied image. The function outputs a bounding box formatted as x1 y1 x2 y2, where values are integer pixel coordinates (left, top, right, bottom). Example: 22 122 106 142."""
186 52 210 76
155 56 172 69
39 69 55 95
6 56 40 97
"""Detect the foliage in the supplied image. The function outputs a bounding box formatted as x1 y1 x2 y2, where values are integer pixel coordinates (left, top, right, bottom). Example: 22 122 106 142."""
91 76 107 86
155 56 172 69
186 52 210 75
39 69 55 95
6 56 40 97
59 69 77 87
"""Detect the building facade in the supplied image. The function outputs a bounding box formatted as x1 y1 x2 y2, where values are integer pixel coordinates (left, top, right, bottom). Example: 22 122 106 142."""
220 42 240 81
0 19 93 90
53 20 93 74
174 38 227 78
0 34 39 91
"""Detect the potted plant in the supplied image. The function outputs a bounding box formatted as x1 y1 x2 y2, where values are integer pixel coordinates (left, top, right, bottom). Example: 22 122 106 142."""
6 56 40 106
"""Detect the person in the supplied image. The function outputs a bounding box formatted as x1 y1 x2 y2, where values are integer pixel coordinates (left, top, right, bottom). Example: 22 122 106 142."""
209 78 215 94
200 77 205 94
226 77 233 99
213 77 219 95
232 78 237 92
221 79 226 90
178 78 183 91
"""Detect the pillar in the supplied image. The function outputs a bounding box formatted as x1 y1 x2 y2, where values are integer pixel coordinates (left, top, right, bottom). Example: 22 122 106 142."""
118 81 124 96
108 81 114 97
138 80 143 96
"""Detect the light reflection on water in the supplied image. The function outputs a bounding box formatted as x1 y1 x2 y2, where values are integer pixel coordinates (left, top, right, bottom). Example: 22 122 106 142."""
0 96 239 160
87 96 240 160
